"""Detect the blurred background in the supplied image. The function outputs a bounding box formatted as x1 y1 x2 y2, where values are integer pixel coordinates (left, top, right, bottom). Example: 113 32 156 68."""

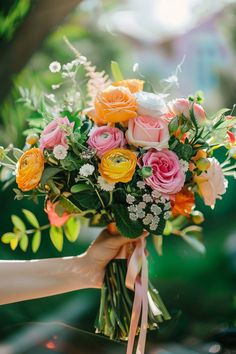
0 0 236 353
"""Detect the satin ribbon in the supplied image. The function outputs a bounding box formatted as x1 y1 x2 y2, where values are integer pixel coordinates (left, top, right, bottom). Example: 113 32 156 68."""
125 237 149 354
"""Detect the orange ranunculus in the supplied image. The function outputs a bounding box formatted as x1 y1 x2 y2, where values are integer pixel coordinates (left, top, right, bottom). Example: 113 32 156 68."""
95 86 137 123
16 148 44 191
112 79 144 93
99 148 137 183
171 188 195 217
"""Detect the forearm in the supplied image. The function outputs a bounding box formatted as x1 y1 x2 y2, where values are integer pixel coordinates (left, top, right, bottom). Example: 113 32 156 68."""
0 253 103 305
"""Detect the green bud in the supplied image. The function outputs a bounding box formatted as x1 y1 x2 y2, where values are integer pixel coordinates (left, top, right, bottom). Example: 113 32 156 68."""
0 146 5 161
140 166 153 178
168 116 179 134
191 211 204 224
196 158 210 171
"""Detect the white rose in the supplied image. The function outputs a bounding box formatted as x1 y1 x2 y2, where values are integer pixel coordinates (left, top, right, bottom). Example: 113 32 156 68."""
134 91 168 117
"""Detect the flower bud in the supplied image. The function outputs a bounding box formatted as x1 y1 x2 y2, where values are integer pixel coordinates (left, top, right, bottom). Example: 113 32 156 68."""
196 158 210 171
140 166 153 178
191 211 204 224
26 134 39 145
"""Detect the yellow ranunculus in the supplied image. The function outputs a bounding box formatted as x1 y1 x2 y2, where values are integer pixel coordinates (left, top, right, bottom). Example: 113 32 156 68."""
99 148 137 184
95 86 137 124
16 148 44 191
112 79 144 93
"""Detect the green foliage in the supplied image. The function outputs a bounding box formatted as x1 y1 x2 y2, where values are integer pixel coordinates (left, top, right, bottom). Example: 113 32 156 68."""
49 226 63 252
32 230 41 253
111 61 124 81
113 204 143 238
22 209 40 228
41 167 62 187
64 217 80 242
169 136 193 161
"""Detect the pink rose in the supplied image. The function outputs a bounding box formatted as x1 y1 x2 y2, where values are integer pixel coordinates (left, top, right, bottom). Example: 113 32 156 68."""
168 98 206 123
45 200 70 227
87 126 126 158
138 148 185 195
194 158 227 208
39 117 74 150
126 115 169 150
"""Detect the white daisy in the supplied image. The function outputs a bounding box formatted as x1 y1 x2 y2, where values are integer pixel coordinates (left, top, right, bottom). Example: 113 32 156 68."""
49 61 61 73
97 176 115 192
79 164 95 177
53 145 68 160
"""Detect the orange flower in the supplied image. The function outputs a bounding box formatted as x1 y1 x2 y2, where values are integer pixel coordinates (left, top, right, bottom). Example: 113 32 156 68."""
45 200 70 227
112 79 144 93
99 148 137 183
95 86 137 123
16 148 44 191
171 188 195 217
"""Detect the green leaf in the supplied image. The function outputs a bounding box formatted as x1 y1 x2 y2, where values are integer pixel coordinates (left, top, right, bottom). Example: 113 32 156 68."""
71 184 91 194
168 116 179 134
1 232 16 244
22 209 40 228
210 108 230 121
182 234 206 254
64 217 80 242
113 204 143 238
111 61 124 81
20 234 29 252
11 215 26 232
59 196 83 214
41 167 62 187
50 226 63 251
32 230 41 253
10 236 18 250
73 190 102 210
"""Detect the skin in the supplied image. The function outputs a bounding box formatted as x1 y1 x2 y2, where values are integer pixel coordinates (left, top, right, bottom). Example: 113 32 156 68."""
0 230 132 306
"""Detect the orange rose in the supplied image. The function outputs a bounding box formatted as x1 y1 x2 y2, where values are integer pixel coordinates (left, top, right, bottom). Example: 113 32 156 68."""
99 148 137 183
112 79 144 93
16 148 44 191
171 188 195 217
95 86 137 124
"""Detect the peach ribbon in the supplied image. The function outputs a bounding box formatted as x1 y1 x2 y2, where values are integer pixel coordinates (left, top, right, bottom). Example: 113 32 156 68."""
125 237 149 354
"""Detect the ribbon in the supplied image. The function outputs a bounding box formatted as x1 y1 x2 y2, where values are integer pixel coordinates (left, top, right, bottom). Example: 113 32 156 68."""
125 237 149 354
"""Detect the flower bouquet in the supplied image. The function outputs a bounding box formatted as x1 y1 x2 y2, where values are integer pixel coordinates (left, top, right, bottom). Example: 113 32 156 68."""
1 41 236 354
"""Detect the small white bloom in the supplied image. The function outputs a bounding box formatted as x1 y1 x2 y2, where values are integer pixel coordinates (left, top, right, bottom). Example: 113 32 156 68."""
137 201 146 210
126 194 136 204
53 144 68 160
45 93 56 103
152 190 161 199
49 61 61 73
137 211 146 219
150 222 158 231
52 84 61 90
79 164 95 177
153 216 160 224
63 62 74 71
97 176 115 191
128 205 137 213
129 213 138 221
78 55 87 64
133 63 139 72
143 194 152 203
151 204 162 215
164 211 171 220
180 159 189 173
164 202 171 211
75 91 81 100
135 91 168 117
137 181 145 189
143 217 152 225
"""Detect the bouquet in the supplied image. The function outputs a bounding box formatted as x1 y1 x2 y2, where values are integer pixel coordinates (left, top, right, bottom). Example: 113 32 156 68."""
1 40 236 354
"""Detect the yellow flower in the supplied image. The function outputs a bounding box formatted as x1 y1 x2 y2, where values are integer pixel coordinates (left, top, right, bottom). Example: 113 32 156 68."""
99 148 137 183
95 86 137 124
16 148 44 191
112 79 144 93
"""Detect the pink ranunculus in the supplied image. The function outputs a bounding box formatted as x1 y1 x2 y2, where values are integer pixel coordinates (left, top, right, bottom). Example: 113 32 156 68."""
138 148 185 195
194 157 228 208
126 115 169 150
168 98 206 123
87 126 126 158
39 117 74 150
45 200 70 227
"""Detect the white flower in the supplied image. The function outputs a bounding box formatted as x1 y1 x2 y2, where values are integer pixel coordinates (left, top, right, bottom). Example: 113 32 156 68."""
153 216 160 224
137 181 145 189
150 204 162 215
49 61 61 73
53 144 68 160
143 194 152 203
134 91 168 117
164 202 171 211
137 211 146 219
137 202 146 210
126 194 136 204
63 62 74 71
180 159 189 173
128 205 137 213
45 93 56 103
164 211 171 220
129 213 138 221
150 222 158 231
79 164 95 177
152 190 161 199
143 213 153 225
98 176 115 191
78 55 87 64
52 84 61 90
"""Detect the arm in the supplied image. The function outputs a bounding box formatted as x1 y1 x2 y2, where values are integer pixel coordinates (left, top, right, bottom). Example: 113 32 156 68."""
0 229 130 305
